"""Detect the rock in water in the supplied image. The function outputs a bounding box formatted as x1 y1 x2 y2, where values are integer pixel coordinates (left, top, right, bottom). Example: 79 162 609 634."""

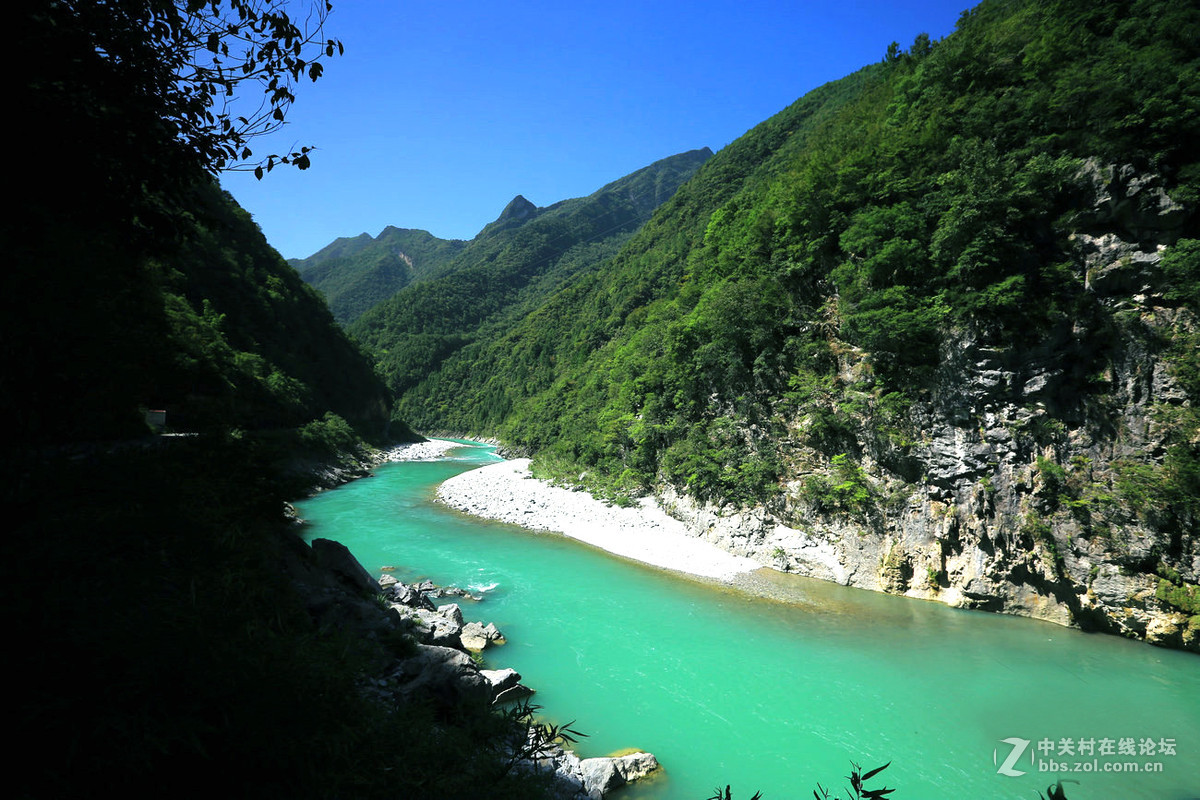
579 751 660 798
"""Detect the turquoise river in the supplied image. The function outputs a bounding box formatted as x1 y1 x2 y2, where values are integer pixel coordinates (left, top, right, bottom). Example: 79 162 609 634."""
294 441 1200 799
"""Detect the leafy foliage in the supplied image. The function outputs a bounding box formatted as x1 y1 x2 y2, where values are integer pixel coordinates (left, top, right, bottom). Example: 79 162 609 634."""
28 0 343 180
709 762 1075 800
153 180 393 435
9 1 386 445
814 761 893 800
386 0 1199 513
1 3 559 797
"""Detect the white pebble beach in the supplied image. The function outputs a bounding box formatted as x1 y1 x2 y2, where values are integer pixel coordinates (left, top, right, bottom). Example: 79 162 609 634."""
436 457 761 581
381 439 470 461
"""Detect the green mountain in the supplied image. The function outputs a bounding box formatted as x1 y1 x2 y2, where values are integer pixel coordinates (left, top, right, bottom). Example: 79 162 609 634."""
290 226 467 325
349 147 713 403
5 180 392 447
393 0 1200 650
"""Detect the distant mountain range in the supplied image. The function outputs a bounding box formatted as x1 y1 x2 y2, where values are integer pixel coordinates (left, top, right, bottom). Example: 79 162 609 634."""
289 227 467 325
294 148 712 329
295 148 712 400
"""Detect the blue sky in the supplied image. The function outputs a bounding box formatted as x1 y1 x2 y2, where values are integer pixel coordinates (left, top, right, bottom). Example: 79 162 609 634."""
220 1 971 260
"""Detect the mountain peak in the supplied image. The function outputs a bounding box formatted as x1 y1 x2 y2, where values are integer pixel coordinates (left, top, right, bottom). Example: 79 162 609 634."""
476 194 540 239
498 195 538 223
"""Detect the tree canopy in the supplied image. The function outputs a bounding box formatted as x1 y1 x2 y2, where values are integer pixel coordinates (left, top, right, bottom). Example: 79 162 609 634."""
24 0 342 183
6 1 364 443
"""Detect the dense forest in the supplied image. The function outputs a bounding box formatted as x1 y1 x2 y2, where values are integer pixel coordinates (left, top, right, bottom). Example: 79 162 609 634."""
361 0 1200 649
2 2 563 797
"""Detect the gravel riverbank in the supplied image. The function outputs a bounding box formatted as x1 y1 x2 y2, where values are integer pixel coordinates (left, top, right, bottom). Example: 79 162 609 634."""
381 438 471 461
436 458 760 581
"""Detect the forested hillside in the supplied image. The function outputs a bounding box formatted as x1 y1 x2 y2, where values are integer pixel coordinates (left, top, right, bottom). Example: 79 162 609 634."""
394 0 1200 649
348 148 712 405
4 3 564 797
291 226 467 324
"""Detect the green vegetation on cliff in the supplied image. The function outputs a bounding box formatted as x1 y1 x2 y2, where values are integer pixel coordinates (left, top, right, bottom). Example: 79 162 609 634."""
391 0 1199 521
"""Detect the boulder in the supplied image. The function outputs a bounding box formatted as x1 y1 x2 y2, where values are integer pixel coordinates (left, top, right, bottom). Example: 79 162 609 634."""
480 667 534 704
411 607 463 648
392 644 490 707
493 683 535 705
437 603 465 626
579 752 660 798
461 620 506 651
310 538 381 595
391 581 436 610
480 667 522 693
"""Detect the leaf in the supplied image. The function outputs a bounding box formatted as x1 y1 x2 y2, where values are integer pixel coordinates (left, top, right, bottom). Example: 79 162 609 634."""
253 165 263 180
861 762 890 782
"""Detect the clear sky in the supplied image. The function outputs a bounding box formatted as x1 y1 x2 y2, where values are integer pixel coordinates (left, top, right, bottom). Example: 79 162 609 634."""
220 0 972 260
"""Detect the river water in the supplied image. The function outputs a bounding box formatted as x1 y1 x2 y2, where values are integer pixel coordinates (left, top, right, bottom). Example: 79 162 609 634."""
293 441 1200 799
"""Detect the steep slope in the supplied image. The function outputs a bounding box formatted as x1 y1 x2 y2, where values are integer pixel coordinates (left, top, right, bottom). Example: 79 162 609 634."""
3 3 573 796
404 0 1200 650
154 181 394 436
350 147 712 404
396 70 875 436
290 226 467 325
3 177 392 445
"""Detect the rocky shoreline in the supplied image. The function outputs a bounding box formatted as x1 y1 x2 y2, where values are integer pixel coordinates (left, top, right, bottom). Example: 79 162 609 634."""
432 443 1197 653
379 438 472 462
282 530 659 799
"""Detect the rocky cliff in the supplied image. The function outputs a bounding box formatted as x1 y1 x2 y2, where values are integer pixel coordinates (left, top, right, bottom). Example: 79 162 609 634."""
659 162 1199 652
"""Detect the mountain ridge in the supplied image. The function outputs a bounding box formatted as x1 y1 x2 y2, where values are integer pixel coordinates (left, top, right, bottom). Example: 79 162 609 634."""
290 226 468 324
347 147 713 401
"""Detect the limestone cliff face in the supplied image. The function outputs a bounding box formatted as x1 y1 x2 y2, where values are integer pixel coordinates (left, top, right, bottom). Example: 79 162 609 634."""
659 162 1200 652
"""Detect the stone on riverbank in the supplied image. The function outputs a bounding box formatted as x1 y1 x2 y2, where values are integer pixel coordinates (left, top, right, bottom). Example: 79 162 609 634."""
392 644 491 706
580 752 661 798
288 537 657 798
461 620 506 651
